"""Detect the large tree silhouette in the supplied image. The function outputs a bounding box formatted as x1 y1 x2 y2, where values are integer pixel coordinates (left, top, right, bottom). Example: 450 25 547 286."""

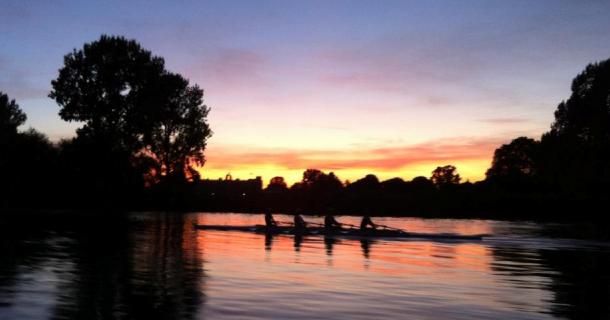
540 58 610 193
50 35 211 183
549 59 610 143
50 35 165 151
486 137 539 183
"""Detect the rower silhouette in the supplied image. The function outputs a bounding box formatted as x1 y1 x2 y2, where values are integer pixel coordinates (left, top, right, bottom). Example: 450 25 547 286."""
265 211 277 228
294 234 303 252
324 213 342 230
360 215 377 231
360 239 372 261
324 236 336 256
293 213 308 231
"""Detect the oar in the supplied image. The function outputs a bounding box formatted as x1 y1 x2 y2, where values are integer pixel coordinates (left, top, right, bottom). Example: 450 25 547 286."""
279 221 317 229
312 221 355 229
377 224 406 233
279 221 316 227
324 222 358 230
341 223 359 229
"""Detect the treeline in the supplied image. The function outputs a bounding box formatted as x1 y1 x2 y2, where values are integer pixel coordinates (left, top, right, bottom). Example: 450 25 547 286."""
1 34 610 220
194 163 604 220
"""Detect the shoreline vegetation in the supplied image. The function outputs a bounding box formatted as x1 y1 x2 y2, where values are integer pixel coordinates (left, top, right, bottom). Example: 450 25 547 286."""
2 35 610 222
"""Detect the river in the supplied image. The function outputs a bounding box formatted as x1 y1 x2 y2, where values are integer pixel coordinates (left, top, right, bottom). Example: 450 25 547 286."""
1 212 608 319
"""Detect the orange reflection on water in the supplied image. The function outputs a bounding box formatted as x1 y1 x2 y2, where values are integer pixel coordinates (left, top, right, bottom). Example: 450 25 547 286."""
195 213 493 235
193 213 493 281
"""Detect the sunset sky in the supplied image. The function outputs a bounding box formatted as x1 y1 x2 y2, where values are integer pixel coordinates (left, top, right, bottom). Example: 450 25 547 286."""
2 1 610 185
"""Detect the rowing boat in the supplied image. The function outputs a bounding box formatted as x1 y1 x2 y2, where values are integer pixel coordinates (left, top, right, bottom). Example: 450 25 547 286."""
193 224 486 241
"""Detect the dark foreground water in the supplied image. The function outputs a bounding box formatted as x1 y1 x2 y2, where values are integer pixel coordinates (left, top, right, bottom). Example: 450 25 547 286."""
1 212 609 320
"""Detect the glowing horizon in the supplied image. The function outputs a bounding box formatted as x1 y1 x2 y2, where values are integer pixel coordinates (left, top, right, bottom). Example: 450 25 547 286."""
196 136 508 185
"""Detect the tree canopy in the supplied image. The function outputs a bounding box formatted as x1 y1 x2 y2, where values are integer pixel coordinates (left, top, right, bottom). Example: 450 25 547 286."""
49 35 212 182
430 165 461 188
549 59 610 144
267 176 288 192
50 35 165 151
539 58 610 191
141 72 212 179
486 137 539 180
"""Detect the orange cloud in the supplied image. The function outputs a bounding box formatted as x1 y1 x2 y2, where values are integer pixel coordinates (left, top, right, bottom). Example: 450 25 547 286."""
197 136 505 185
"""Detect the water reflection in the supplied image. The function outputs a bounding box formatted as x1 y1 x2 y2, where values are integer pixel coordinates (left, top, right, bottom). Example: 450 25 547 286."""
2 213 610 320
324 236 336 256
491 244 610 319
293 234 303 252
360 239 372 260
0 213 205 320
542 249 610 319
264 233 273 251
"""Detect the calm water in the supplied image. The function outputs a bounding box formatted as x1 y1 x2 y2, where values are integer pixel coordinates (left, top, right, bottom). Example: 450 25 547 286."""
1 212 609 320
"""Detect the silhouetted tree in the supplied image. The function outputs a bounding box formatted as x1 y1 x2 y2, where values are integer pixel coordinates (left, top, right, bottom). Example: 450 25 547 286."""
0 91 26 139
344 174 381 213
486 137 540 184
266 176 288 192
380 177 408 193
293 169 343 211
49 35 165 152
300 169 343 195
405 176 437 212
50 35 212 188
0 94 58 208
430 165 461 189
302 169 325 186
349 174 380 191
48 35 167 198
141 72 212 180
549 59 610 143
263 176 289 211
410 176 435 190
540 58 610 194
